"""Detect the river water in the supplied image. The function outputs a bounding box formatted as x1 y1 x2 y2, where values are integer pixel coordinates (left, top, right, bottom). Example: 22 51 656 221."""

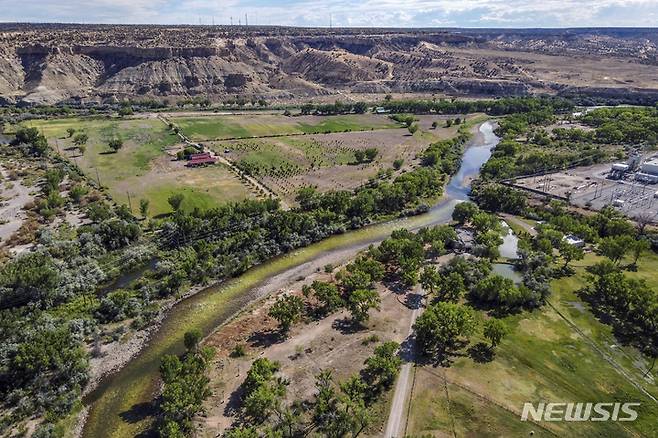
81 121 500 438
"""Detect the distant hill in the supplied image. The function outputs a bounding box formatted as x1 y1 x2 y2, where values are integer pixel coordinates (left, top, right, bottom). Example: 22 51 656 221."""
1 24 657 105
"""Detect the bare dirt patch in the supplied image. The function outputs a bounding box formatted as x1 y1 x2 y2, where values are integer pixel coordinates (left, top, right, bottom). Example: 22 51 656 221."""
198 270 417 436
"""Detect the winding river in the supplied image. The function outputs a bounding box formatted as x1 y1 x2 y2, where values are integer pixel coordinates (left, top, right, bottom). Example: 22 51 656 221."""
81 121 499 438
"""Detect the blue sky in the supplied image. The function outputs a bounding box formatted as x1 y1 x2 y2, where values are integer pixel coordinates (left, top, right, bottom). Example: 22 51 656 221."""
2 0 657 27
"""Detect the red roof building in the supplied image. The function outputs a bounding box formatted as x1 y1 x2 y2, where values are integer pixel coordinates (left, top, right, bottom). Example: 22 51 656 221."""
186 155 217 167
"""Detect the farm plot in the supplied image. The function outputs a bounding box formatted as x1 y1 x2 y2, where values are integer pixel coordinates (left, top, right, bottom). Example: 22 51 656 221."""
171 113 400 141
23 117 255 215
210 120 465 205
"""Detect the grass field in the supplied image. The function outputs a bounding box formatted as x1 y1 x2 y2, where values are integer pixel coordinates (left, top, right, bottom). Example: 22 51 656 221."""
22 117 255 215
171 113 400 141
407 249 658 437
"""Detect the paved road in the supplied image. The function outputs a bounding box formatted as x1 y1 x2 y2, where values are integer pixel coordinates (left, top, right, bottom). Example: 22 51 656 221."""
384 292 424 438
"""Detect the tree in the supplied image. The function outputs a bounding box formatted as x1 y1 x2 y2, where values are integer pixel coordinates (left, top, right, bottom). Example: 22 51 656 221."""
414 302 476 358
243 379 286 423
483 318 509 349
420 265 441 295
631 238 651 267
471 212 500 235
559 240 584 270
431 121 439 129
364 148 378 162
242 358 285 423
139 198 150 218
73 132 88 147
363 342 401 389
472 275 521 308
347 288 380 322
268 295 304 332
13 127 50 156
66 127 76 138
158 340 214 437
77 144 86 155
445 119 453 128
310 281 343 313
407 124 419 135
168 193 185 212
393 158 404 170
437 272 466 302
108 137 124 152
635 212 654 235
599 235 634 265
452 201 479 224
183 329 202 352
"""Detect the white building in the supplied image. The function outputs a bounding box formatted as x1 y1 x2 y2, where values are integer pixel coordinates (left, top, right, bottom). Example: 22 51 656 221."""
563 234 585 248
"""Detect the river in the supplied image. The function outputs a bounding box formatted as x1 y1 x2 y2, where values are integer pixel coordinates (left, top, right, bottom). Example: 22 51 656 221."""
81 121 500 438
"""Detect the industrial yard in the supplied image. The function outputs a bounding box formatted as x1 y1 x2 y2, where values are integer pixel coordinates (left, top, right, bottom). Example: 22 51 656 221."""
509 152 658 221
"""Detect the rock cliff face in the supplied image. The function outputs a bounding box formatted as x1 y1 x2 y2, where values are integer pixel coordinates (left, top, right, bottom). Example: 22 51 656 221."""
1 25 657 105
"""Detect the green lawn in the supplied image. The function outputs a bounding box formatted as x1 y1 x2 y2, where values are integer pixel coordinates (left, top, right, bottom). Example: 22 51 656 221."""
408 248 658 437
173 114 399 141
141 165 255 216
25 117 178 181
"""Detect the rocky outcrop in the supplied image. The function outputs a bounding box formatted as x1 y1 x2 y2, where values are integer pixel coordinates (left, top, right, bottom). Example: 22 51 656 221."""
1 25 657 105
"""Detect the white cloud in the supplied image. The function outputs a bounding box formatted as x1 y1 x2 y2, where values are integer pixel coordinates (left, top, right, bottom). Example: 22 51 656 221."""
2 0 657 27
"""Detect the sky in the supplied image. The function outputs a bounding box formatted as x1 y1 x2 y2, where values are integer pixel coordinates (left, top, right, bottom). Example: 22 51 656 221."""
2 0 658 27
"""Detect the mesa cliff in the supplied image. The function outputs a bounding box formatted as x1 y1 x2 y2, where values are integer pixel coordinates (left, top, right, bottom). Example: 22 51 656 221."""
1 25 657 105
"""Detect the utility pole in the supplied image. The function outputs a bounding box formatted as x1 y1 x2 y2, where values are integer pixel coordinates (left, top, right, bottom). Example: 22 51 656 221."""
230 16 233 26
127 191 133 212
245 13 248 26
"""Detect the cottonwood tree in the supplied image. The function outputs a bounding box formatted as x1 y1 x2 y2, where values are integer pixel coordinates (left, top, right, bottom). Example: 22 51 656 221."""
414 302 476 358
347 288 380 322
559 240 584 271
363 341 402 389
599 235 634 265
631 238 651 267
420 265 441 295
268 295 304 332
483 318 509 349
309 281 343 313
437 271 467 303
452 201 479 224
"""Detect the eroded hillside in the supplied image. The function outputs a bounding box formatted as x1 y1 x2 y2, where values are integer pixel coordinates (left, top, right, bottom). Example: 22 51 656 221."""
1 25 658 104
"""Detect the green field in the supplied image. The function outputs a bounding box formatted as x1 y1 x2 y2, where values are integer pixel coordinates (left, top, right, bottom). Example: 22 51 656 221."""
172 114 399 141
408 249 658 437
23 117 255 215
25 117 178 181
140 164 254 216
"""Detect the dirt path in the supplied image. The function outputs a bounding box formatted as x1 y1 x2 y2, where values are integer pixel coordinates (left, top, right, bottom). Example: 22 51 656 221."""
499 212 537 236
